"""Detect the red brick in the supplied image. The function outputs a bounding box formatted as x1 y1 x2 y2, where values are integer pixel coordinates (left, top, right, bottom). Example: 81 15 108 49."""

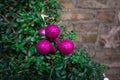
104 49 120 56
82 34 97 43
106 62 120 68
77 0 118 9
106 74 120 80
97 11 115 22
118 11 120 21
58 0 74 9
60 11 94 21
106 67 120 80
74 23 99 32
76 34 81 42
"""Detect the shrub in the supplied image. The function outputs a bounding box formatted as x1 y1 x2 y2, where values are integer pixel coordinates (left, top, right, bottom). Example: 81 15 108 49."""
0 0 106 80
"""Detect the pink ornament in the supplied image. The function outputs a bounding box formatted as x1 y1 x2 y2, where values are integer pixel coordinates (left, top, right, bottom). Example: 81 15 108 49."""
38 28 46 36
50 46 56 53
57 39 74 55
53 37 59 43
45 24 60 39
36 40 51 55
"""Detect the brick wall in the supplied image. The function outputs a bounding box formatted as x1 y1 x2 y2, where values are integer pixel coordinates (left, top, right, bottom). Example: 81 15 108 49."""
58 0 120 80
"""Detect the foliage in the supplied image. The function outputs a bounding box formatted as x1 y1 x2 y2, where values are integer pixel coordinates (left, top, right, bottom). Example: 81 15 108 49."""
0 0 106 80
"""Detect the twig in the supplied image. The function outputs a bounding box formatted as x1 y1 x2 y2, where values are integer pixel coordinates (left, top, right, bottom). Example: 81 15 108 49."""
0 13 9 23
11 28 18 40
12 28 16 33
18 69 29 73
23 8 27 13
49 66 54 80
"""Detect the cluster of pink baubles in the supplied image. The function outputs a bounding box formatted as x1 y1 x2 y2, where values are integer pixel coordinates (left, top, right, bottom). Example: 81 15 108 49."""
36 24 74 56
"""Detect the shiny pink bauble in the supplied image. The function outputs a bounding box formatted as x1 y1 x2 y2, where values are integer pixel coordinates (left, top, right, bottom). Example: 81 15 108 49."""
57 39 74 55
53 37 59 43
36 40 51 55
50 46 56 53
38 28 46 36
45 24 60 39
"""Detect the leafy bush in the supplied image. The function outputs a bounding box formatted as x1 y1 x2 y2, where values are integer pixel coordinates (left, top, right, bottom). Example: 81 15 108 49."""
0 0 106 80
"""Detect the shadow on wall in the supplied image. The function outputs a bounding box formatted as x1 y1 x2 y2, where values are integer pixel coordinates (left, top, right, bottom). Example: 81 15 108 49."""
99 26 120 49
99 12 120 49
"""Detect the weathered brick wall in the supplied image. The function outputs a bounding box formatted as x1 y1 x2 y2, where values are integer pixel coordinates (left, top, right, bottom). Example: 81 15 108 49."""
58 0 120 80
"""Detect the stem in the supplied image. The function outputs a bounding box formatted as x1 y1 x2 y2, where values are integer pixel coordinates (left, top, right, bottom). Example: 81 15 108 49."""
12 28 16 33
49 66 54 80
